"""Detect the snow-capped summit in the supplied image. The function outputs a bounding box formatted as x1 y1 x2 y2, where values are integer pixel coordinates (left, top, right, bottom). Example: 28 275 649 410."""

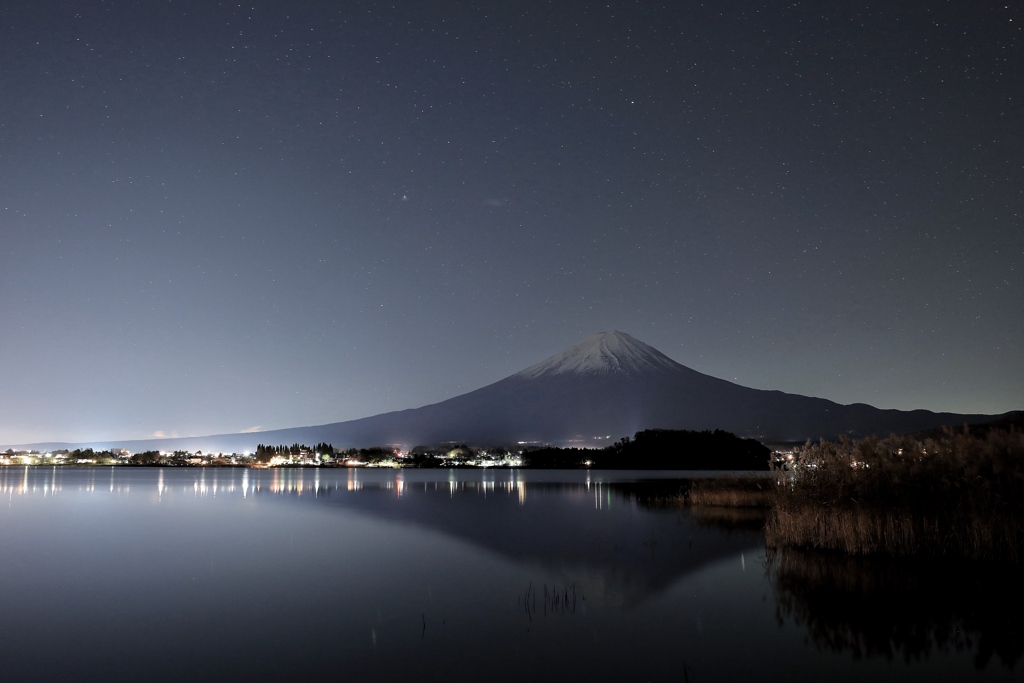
514 331 683 379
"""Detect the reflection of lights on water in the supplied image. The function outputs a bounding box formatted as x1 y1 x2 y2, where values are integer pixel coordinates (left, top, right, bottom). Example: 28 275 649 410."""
47 466 60 497
0 468 607 505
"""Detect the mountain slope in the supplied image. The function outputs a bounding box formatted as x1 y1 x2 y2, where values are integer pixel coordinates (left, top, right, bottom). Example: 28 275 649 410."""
20 331 1009 452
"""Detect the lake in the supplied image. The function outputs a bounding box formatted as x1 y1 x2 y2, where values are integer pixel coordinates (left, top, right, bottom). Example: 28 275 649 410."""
0 466 1019 682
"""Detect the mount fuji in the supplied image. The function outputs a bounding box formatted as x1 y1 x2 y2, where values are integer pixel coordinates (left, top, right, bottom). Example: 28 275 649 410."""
39 331 1009 453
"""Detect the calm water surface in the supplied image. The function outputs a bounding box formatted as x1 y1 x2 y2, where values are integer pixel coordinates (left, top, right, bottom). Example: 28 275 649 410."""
0 467 1019 682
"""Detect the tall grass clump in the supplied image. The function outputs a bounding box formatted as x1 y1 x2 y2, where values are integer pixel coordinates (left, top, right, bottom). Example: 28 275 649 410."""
766 428 1024 561
688 476 774 507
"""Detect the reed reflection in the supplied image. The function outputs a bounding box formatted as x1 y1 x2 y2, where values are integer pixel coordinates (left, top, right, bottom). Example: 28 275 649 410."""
767 547 1024 671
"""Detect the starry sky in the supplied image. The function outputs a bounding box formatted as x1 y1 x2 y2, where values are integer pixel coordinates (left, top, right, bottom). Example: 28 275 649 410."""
1 1 1021 446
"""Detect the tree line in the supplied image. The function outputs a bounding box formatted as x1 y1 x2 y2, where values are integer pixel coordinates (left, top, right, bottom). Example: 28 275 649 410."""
521 429 771 470
253 443 397 464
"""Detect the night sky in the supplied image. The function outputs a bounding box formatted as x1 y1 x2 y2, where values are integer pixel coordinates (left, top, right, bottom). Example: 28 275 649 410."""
2 1 1021 446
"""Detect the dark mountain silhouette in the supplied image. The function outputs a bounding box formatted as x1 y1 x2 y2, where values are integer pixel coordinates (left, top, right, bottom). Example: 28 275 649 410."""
16 331 1011 452
906 409 1024 441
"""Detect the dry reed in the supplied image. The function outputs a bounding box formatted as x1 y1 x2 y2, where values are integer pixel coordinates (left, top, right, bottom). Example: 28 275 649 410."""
688 476 774 507
765 428 1024 562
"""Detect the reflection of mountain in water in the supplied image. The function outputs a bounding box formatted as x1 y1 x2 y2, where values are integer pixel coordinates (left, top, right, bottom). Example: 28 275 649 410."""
769 548 1024 671
315 479 762 606
1 468 759 609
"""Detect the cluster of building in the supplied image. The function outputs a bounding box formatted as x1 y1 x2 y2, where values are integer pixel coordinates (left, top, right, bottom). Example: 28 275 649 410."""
1 449 253 467
0 446 525 468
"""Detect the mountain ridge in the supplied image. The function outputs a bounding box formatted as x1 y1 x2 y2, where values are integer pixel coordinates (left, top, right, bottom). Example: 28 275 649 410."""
5 332 1013 452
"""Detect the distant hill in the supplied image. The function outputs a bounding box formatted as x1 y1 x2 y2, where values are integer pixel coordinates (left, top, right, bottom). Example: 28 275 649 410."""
523 429 772 470
11 331 1012 453
905 410 1024 441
